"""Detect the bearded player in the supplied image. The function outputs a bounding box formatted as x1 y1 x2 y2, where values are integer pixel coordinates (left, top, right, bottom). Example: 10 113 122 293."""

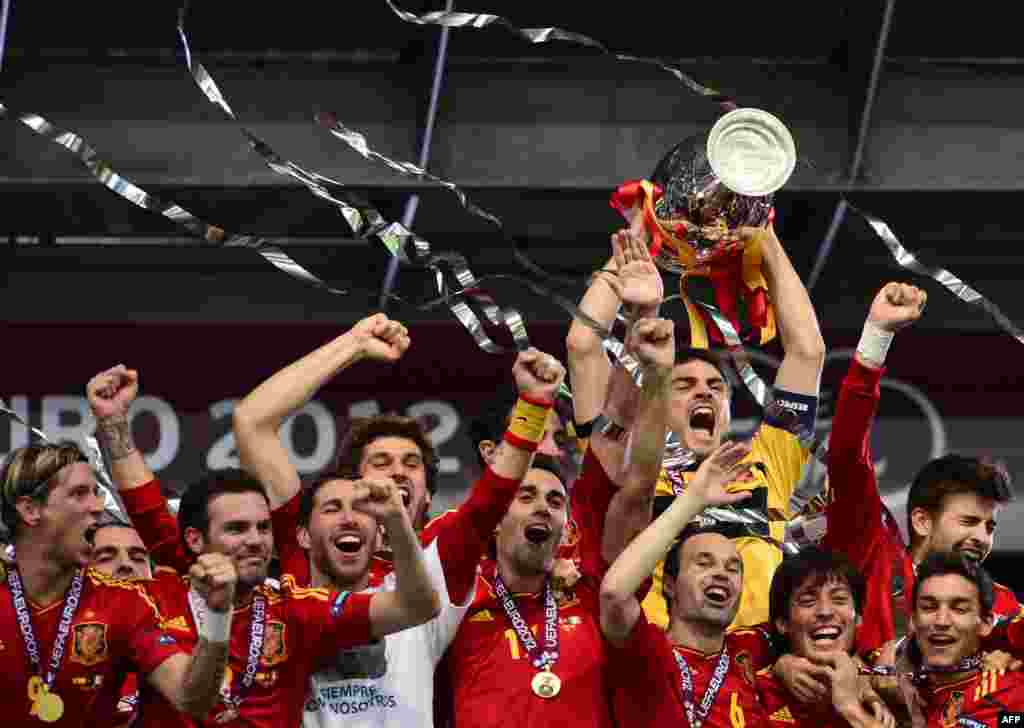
568 193 825 630
814 282 1019 660
235 316 569 727
434 316 680 728
0 442 231 727
86 367 442 728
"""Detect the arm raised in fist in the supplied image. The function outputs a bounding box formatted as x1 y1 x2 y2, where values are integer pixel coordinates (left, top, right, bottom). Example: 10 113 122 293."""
857 281 927 369
355 480 441 638
512 347 566 404
234 312 411 509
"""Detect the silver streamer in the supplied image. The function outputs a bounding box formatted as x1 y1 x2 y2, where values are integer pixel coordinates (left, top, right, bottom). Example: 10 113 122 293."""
0 104 345 296
316 111 503 228
384 0 737 109
176 4 533 355
0 399 124 518
855 205 1024 345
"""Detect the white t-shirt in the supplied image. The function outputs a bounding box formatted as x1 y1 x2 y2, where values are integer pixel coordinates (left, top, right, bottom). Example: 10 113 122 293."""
303 540 471 728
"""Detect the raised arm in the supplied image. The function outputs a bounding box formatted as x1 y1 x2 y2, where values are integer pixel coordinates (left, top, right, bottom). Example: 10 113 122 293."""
824 282 926 565
356 480 441 637
88 366 190 571
599 441 754 645
233 313 410 509
429 349 566 604
744 225 825 396
600 317 674 566
565 222 662 427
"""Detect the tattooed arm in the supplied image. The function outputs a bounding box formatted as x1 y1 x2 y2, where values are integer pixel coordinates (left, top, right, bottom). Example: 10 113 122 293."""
87 365 154 490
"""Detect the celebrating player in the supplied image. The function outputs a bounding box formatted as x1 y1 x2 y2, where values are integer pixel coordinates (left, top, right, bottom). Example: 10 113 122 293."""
754 547 891 727
235 311 569 727
87 365 441 727
0 442 230 727
909 552 1024 726
600 438 778 728
567 209 825 629
820 282 1019 657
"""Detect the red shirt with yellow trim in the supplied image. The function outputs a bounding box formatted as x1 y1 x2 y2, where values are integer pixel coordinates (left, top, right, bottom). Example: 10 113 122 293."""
920 669 1024 728
607 609 772 728
0 564 185 728
825 360 1024 656
135 566 375 728
444 447 618 728
754 669 857 728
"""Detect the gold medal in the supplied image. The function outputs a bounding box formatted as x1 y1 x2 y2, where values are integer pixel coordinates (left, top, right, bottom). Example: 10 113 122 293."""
36 691 64 723
531 669 562 699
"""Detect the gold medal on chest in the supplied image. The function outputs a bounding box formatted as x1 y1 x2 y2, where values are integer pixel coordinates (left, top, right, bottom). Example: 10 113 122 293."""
531 669 562 699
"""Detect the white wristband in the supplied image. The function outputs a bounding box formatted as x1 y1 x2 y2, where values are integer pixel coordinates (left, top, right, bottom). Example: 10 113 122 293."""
857 321 894 367
199 607 232 643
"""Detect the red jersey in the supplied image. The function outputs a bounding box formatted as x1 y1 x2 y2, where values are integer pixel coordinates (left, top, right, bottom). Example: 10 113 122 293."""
754 669 858 727
920 670 1024 727
135 566 374 728
607 610 772 728
444 447 618 728
824 360 1023 655
0 564 184 728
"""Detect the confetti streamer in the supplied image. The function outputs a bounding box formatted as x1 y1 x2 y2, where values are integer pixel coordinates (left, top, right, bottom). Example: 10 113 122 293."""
316 111 503 229
855 205 1024 345
383 0 737 109
0 104 346 296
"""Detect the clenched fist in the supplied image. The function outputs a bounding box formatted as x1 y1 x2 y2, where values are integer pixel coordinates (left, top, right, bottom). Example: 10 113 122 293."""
630 318 675 373
87 365 139 420
349 313 411 363
512 348 566 403
351 479 408 526
868 282 927 332
189 552 238 614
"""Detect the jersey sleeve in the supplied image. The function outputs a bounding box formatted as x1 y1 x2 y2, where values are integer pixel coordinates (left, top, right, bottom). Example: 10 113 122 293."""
424 466 523 605
271 489 311 586
569 445 619 581
822 359 887 567
605 609 663 678
287 585 376 668
119 479 194 573
119 583 188 675
755 388 816 516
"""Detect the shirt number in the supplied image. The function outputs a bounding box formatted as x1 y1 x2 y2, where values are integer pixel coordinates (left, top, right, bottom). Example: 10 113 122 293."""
503 626 539 660
730 692 745 728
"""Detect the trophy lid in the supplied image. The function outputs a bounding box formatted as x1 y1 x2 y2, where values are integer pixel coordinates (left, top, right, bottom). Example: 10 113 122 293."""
706 108 796 197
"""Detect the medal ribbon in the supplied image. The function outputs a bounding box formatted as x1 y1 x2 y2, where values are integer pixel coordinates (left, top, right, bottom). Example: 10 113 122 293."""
493 572 559 671
860 636 984 685
7 564 85 692
188 589 267 710
673 645 730 728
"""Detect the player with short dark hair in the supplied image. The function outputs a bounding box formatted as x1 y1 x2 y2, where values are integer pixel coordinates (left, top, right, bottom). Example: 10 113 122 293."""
751 547 889 727
819 282 1020 658
567 174 826 629
911 552 1024 727
231 313 571 728
87 365 441 728
600 438 779 728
